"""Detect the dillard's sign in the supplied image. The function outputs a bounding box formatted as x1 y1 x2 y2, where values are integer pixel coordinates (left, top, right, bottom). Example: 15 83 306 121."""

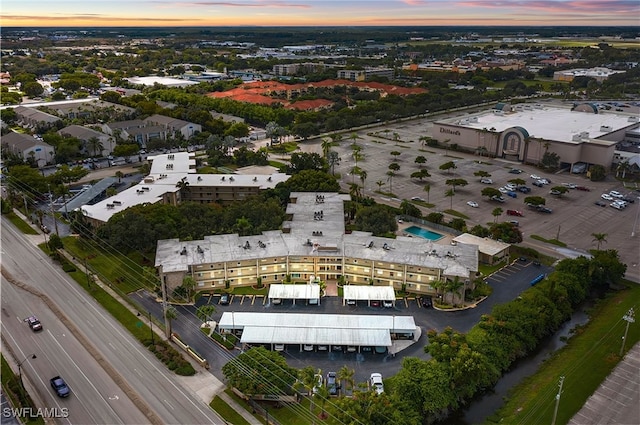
440 128 461 136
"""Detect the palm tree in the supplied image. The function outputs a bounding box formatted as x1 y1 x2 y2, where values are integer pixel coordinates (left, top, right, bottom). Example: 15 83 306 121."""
376 180 385 192
358 169 367 191
337 365 355 396
87 137 104 157
616 161 631 179
492 207 503 223
327 151 341 175
115 170 124 183
591 233 608 250
445 188 455 209
181 275 197 301
386 171 395 193
165 305 178 338
446 277 465 306
348 183 362 200
424 183 431 203
350 132 359 146
316 385 330 420
321 138 331 159
196 305 216 322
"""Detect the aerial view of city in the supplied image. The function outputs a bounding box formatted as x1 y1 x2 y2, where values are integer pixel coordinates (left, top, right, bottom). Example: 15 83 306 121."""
1 1 639 425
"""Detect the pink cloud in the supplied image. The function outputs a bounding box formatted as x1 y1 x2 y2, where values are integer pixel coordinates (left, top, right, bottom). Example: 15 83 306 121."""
456 0 639 14
165 1 311 8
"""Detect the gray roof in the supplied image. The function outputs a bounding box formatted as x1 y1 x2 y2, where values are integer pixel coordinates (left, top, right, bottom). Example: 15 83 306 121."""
106 119 145 131
13 105 60 123
58 125 107 141
1 132 53 152
58 177 119 214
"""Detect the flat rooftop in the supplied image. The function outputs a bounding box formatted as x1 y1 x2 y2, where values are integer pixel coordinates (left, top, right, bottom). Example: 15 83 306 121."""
438 104 636 144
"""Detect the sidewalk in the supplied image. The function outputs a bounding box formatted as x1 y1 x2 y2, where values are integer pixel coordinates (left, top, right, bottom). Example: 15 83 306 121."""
13 212 261 425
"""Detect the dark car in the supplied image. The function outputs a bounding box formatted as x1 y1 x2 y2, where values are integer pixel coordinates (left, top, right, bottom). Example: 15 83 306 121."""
421 296 433 308
370 300 380 307
506 209 524 217
50 376 70 398
595 201 607 207
622 196 635 203
576 186 591 192
326 372 338 395
537 206 553 213
532 180 545 187
26 316 43 332
518 186 531 193
509 168 523 174
219 293 230 305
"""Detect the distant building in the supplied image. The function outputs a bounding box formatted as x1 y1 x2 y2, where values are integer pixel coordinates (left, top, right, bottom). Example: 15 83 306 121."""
58 125 114 157
553 67 625 82
1 132 53 167
79 152 289 226
431 103 638 172
12 105 61 130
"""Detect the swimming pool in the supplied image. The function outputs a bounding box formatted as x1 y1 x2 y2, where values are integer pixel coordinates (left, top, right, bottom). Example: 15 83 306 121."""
404 225 444 241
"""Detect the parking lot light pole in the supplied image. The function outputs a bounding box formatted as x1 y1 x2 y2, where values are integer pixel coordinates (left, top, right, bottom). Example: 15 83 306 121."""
17 354 37 388
631 197 640 237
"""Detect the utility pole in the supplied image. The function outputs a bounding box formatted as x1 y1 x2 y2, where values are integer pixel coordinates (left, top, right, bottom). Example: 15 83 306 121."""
48 184 59 235
551 376 565 425
556 224 561 241
620 308 635 356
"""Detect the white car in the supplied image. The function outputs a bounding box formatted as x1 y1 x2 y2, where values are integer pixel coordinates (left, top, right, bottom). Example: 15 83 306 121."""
369 373 384 395
562 183 577 189
480 178 493 184
530 174 541 180
609 191 624 198
313 374 323 394
601 193 614 201
499 187 508 194
467 201 479 208
411 196 425 202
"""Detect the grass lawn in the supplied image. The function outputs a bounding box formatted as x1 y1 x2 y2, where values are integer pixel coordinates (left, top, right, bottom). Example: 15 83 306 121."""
5 211 39 234
443 209 469 219
487 283 640 424
1 355 45 425
62 236 149 294
210 396 251 425
530 234 567 247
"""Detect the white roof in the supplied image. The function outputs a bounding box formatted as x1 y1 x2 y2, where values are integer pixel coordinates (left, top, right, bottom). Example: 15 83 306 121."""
439 104 633 144
452 233 510 256
218 312 416 347
343 285 396 301
268 284 320 300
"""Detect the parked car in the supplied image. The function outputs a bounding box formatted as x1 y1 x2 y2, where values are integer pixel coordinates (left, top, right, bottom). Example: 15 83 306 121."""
370 300 380 307
382 300 394 308
491 195 505 203
595 201 607 207
537 206 553 213
506 191 518 198
499 187 508 194
50 376 70 398
610 202 625 210
411 196 425 202
609 191 624 198
517 186 531 193
274 344 285 351
549 190 561 196
466 201 478 208
480 178 493 184
369 373 384 395
219 293 230 305
326 372 338 395
26 315 43 332
576 186 591 192
506 210 524 217
508 220 519 227
601 193 614 201
304 344 315 351
622 196 636 203
346 299 356 306
421 296 433 308
530 174 541 180
532 180 545 187
509 168 523 174
562 183 577 189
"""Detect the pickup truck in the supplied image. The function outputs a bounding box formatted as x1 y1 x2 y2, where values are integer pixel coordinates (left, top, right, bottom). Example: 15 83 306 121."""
50 376 70 398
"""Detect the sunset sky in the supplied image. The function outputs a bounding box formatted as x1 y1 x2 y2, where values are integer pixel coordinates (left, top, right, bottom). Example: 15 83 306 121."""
2 0 639 27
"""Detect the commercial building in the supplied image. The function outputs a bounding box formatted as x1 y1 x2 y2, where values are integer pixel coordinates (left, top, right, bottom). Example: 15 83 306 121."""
155 192 479 297
432 103 639 171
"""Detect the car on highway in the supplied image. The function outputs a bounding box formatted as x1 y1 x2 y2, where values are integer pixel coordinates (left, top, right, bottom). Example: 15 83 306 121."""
326 372 338 395
466 201 478 208
369 373 384 395
50 376 70 398
25 315 43 332
601 193 614 201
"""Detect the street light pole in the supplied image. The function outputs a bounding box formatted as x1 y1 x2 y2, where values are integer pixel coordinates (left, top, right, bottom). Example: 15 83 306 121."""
620 308 635 356
631 197 640 237
17 354 37 388
148 311 155 345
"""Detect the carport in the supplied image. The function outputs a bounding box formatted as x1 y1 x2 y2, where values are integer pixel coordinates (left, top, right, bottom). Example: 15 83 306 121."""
217 312 416 352
268 284 321 305
342 285 396 307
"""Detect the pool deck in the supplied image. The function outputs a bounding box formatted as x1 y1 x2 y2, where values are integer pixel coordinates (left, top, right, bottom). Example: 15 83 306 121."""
397 221 455 245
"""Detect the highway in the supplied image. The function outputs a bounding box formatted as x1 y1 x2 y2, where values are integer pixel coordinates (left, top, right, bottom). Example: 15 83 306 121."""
2 279 150 424
1 217 224 424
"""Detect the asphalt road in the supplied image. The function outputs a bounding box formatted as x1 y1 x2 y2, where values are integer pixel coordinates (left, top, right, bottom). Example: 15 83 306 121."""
1 280 149 425
131 258 551 388
1 217 224 425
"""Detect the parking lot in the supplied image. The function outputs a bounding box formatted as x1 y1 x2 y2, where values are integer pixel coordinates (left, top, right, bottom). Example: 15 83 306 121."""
299 112 640 283
131 257 553 386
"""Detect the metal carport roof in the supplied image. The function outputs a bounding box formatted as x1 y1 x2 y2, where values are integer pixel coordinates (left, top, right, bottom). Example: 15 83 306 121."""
268 284 320 300
342 285 396 302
